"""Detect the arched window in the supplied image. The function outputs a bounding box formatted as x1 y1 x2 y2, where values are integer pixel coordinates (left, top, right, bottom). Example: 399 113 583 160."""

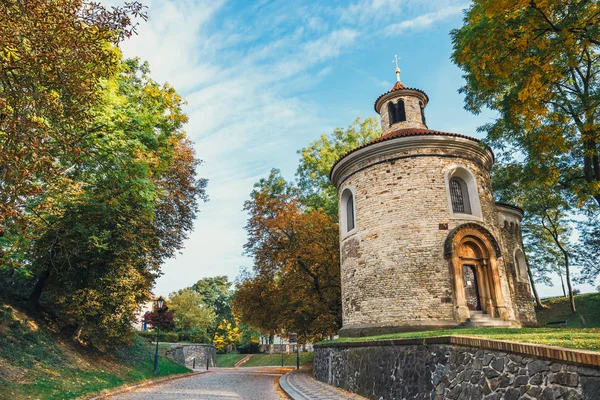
450 177 471 214
346 194 355 231
387 102 395 126
514 249 528 281
387 100 407 126
341 188 356 234
445 166 482 219
420 101 426 126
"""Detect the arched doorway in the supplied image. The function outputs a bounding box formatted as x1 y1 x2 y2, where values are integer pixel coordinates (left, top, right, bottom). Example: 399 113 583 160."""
444 223 508 322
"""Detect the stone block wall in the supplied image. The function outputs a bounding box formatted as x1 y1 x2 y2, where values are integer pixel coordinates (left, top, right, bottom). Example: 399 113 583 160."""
380 94 427 133
499 217 537 326
165 344 216 369
314 338 600 400
336 142 523 334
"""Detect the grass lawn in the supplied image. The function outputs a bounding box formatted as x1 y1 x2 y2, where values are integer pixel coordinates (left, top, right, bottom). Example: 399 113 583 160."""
322 328 600 351
241 353 314 367
0 303 190 400
323 293 600 352
536 292 600 328
215 354 247 367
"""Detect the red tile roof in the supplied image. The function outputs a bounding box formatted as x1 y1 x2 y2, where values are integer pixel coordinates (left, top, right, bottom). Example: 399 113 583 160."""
330 128 492 179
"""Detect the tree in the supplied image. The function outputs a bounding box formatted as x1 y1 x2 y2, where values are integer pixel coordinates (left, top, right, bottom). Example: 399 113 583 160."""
576 215 600 284
0 0 146 229
492 162 577 312
234 173 342 340
168 289 215 332
191 276 234 342
451 1 600 207
3 59 207 348
296 117 380 217
144 309 176 331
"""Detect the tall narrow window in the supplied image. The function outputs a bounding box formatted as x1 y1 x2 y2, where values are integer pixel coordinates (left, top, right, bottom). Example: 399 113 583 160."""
387 100 407 125
388 102 395 126
420 101 426 126
395 100 406 123
450 178 471 214
514 249 528 281
346 194 355 232
341 188 355 234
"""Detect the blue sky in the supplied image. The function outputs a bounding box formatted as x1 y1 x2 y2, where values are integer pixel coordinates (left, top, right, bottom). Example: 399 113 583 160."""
114 0 592 298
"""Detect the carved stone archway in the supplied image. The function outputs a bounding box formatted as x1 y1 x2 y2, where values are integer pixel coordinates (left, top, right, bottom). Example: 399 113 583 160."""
444 224 508 322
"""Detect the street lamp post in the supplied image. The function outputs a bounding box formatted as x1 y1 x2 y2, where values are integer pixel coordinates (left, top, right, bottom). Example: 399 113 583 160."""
289 333 298 370
153 296 165 375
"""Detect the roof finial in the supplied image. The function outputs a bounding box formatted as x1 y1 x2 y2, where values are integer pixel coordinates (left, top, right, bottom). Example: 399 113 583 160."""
393 54 401 82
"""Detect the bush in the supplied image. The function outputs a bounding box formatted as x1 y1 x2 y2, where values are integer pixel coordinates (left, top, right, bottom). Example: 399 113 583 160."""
177 328 210 344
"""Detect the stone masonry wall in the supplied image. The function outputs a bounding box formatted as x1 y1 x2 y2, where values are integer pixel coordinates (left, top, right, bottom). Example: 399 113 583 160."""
314 340 600 400
338 143 521 332
165 344 216 369
380 95 427 134
499 220 537 326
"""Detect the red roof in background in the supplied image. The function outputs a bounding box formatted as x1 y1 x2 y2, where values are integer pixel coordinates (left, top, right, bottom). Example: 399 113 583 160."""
330 128 492 180
392 80 406 90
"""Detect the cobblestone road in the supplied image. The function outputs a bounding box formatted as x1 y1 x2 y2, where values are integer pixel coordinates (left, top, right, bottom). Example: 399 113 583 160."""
114 367 291 400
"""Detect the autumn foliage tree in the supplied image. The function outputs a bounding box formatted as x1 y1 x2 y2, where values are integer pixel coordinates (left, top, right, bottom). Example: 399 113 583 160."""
233 170 341 341
0 0 146 230
451 1 600 208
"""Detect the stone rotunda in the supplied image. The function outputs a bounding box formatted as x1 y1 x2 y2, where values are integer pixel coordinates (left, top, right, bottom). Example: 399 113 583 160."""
330 65 537 337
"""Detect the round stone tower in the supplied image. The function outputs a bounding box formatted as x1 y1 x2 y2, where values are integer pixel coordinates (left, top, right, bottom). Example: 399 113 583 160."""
330 68 536 337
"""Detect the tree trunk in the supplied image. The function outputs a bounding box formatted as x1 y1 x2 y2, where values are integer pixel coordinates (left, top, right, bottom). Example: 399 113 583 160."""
558 269 567 297
28 266 51 312
560 249 577 313
525 258 547 309
70 324 83 342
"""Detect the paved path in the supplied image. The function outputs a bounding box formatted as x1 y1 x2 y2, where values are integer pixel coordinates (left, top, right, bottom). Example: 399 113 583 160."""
280 369 367 400
113 367 291 400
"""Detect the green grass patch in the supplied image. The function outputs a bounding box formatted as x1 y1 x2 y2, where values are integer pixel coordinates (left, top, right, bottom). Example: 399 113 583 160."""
215 354 248 367
0 302 190 400
241 353 314 367
536 292 600 328
321 328 600 351
321 293 600 352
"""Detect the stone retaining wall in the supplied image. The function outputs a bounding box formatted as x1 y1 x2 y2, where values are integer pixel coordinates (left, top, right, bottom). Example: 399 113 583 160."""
165 344 216 369
313 337 600 399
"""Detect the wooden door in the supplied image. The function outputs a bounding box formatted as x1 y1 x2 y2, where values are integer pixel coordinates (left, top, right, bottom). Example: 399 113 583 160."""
462 265 482 311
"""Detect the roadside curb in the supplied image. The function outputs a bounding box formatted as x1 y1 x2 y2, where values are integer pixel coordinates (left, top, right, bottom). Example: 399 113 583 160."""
80 370 209 399
278 370 308 400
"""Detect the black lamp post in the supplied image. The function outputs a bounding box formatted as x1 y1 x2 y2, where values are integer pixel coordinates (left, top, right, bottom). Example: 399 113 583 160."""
289 332 298 370
153 296 165 375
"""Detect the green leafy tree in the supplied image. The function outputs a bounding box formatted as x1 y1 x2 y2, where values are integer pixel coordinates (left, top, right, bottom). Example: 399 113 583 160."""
492 162 577 312
576 215 600 285
168 289 215 332
451 1 600 208
191 276 234 342
6 59 207 348
0 0 146 230
296 117 380 217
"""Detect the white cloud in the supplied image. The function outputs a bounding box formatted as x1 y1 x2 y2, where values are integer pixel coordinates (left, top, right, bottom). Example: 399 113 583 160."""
384 4 468 35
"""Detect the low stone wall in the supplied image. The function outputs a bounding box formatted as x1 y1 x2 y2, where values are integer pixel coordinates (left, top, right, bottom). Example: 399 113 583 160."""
165 344 216 369
314 337 600 400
